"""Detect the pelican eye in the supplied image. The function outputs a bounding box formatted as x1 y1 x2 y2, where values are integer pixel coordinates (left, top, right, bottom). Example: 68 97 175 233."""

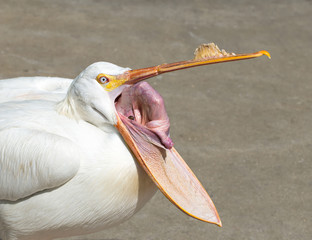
97 74 110 85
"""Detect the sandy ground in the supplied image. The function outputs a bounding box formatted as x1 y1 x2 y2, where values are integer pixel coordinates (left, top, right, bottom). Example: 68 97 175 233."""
0 0 311 239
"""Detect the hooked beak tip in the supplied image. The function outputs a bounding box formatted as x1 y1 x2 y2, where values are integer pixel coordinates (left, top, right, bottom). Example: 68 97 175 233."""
259 50 271 59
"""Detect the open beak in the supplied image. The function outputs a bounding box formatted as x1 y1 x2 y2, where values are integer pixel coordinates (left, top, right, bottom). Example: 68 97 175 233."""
114 43 270 226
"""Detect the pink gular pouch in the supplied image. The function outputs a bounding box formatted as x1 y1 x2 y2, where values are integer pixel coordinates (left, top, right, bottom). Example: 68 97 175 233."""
115 80 221 225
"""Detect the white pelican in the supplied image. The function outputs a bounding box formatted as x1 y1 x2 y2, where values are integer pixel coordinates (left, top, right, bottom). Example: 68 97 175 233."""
0 44 269 240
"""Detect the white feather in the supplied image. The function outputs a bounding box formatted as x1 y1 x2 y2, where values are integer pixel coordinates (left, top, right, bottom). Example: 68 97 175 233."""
0 62 157 240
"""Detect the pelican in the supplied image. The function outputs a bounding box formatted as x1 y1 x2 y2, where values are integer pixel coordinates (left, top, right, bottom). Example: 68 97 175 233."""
0 43 269 240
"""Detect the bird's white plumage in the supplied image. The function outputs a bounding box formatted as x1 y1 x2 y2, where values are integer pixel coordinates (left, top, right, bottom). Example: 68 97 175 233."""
0 77 79 201
0 77 72 103
0 63 157 240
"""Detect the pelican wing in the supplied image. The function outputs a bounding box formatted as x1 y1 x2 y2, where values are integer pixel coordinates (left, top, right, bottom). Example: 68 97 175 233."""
0 127 80 201
0 77 79 201
0 77 72 103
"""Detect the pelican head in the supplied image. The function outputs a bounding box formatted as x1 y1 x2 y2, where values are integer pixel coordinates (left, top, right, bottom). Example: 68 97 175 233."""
58 44 270 130
57 62 131 127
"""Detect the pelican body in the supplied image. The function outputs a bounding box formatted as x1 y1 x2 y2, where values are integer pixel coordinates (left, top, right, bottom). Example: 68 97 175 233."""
0 67 157 240
0 44 269 240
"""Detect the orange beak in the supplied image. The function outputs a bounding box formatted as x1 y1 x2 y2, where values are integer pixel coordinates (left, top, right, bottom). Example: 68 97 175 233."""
114 44 270 227
118 49 270 85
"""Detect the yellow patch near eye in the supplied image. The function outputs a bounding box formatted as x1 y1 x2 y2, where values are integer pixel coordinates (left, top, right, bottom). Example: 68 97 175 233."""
96 73 127 92
96 74 109 84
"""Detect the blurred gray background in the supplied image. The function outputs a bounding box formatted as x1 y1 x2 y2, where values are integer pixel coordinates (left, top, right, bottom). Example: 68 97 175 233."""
0 0 311 239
